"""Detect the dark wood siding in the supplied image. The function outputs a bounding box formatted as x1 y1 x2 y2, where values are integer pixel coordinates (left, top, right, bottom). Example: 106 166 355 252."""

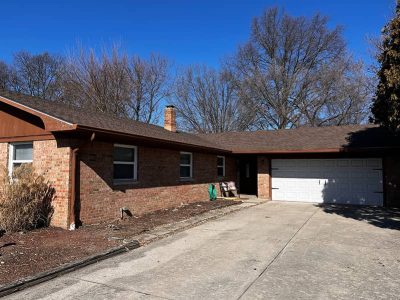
0 102 53 141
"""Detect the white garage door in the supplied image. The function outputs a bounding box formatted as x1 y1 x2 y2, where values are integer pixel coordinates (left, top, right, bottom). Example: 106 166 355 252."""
271 158 383 206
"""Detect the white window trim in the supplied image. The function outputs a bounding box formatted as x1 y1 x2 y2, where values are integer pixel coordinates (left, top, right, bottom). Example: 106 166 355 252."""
8 142 33 177
180 151 193 179
217 155 225 177
113 144 137 182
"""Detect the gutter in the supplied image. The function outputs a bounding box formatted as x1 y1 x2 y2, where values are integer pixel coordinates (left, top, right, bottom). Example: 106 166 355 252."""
231 148 342 154
230 146 400 154
74 125 231 154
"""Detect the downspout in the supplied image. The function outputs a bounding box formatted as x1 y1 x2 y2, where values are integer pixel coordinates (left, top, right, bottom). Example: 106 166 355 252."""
69 132 96 230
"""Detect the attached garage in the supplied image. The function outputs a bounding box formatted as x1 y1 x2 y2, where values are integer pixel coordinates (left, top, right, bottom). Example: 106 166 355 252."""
201 124 399 207
271 158 384 206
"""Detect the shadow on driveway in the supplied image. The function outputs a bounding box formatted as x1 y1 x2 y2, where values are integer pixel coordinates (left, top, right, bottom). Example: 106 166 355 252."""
317 204 400 230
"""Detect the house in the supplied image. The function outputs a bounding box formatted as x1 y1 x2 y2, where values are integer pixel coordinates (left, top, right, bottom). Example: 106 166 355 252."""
0 90 399 229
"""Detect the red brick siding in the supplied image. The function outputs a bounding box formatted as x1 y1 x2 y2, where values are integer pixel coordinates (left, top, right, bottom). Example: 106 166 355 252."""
33 140 71 228
0 143 7 171
78 141 235 224
0 140 71 228
257 156 271 200
0 143 8 199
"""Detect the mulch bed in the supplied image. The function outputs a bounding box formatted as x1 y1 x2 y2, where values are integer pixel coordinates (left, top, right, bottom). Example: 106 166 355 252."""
0 200 239 286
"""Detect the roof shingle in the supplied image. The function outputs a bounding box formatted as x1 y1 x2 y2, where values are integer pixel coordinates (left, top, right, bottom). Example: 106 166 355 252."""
1 90 398 153
0 91 224 151
198 125 400 153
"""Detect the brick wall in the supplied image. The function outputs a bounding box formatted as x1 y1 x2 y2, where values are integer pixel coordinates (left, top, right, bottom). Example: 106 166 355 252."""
78 141 236 224
0 143 7 198
0 143 7 171
257 156 271 200
33 140 71 228
385 156 400 207
0 140 71 228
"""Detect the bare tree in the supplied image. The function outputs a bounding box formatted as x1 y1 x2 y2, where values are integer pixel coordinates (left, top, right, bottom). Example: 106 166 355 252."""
62 46 170 123
0 61 9 90
62 47 130 116
7 51 64 100
173 65 255 133
126 54 170 123
296 59 372 126
230 7 371 129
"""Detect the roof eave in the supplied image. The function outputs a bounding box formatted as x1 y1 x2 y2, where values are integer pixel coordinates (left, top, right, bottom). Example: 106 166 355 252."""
73 125 232 153
231 148 342 154
230 146 397 154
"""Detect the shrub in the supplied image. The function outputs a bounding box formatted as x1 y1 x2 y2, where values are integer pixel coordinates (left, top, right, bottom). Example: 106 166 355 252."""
0 164 54 232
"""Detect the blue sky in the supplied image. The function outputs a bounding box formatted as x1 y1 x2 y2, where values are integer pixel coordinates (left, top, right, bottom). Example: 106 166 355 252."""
0 0 396 67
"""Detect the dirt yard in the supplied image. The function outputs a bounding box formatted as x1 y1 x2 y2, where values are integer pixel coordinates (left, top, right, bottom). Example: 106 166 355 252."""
0 200 239 286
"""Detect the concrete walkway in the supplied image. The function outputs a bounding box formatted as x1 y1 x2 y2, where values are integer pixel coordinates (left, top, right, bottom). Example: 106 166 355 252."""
6 202 400 300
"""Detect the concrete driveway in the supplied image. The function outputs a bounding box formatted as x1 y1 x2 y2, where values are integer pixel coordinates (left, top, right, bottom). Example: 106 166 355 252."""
6 202 400 300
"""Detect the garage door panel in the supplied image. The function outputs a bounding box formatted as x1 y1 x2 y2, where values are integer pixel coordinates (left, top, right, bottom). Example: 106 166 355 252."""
271 158 383 206
366 159 382 168
350 160 364 167
367 182 381 190
322 160 336 167
308 160 324 167
272 170 297 178
337 160 350 167
368 170 382 178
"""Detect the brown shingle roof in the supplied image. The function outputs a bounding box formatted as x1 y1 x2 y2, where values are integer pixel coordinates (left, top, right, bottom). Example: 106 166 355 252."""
0 91 225 151
198 125 400 153
1 91 398 154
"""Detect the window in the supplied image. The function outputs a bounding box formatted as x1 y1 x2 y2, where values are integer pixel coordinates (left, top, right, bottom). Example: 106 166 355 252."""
180 152 192 178
8 142 33 176
217 156 225 177
113 144 137 182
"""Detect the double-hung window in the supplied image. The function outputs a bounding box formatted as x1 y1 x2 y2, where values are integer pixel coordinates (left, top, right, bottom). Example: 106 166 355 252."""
8 142 33 176
180 152 192 179
217 156 225 177
113 144 137 182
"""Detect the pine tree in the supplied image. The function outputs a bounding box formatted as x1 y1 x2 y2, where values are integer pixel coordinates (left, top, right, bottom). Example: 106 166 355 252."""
371 1 400 132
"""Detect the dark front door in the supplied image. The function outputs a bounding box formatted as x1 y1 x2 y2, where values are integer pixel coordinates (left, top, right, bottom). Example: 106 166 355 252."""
238 156 257 195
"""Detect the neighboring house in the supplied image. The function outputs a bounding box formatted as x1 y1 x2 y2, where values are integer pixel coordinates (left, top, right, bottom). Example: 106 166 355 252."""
0 90 399 229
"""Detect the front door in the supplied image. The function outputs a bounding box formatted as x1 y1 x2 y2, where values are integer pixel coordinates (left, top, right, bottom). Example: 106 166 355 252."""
239 156 257 195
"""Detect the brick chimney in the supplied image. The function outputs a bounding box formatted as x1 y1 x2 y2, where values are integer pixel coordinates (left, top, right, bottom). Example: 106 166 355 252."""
164 105 177 132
